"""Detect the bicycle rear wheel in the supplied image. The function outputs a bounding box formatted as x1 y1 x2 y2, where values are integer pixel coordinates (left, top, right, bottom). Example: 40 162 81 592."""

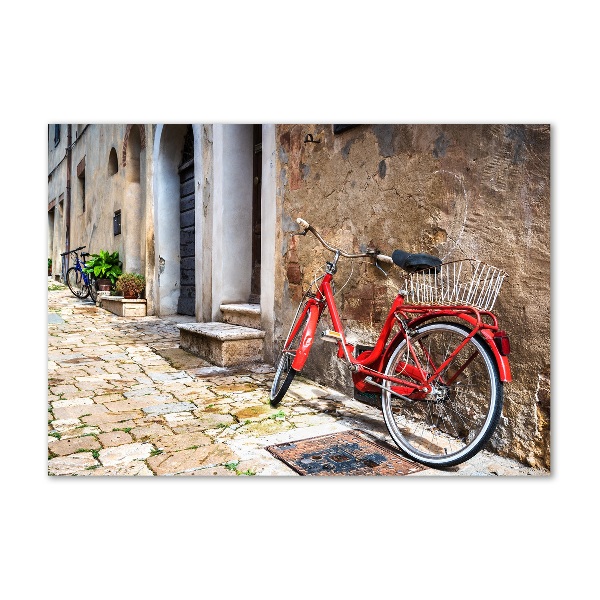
381 321 502 468
270 298 313 406
66 267 89 299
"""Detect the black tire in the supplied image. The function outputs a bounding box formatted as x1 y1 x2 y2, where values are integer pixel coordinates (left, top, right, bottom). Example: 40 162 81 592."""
381 322 503 468
270 302 312 407
66 267 89 299
270 364 298 408
88 277 98 303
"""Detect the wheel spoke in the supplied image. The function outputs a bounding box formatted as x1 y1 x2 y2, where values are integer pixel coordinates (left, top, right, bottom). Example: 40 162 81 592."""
67 267 88 298
382 322 502 467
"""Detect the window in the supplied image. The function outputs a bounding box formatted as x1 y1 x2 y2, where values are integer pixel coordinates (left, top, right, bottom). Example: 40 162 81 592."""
77 156 85 212
77 157 86 213
54 124 61 147
80 173 85 212
108 147 119 176
333 124 359 134
113 210 121 236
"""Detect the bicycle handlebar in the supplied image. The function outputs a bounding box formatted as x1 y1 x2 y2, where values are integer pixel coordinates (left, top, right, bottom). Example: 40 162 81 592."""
295 217 393 264
60 246 86 258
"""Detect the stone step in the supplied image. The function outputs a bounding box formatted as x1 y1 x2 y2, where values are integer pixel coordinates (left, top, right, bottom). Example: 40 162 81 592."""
177 322 265 367
220 303 261 328
100 296 147 317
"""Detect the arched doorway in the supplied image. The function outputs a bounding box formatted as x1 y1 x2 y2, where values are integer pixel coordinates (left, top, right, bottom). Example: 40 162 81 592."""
154 124 197 316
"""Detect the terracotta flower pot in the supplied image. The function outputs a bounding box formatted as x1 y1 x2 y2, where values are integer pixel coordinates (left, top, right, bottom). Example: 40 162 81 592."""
97 278 112 292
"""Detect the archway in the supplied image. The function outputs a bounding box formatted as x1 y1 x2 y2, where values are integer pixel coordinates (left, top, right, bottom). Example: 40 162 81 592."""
108 147 118 176
154 124 197 316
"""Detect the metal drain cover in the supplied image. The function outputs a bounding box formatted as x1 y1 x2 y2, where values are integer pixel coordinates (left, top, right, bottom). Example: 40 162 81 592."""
266 429 425 476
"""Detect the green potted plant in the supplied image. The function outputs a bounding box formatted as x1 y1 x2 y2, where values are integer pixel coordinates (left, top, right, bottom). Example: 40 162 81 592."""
48 258 52 276
115 273 145 299
83 251 122 291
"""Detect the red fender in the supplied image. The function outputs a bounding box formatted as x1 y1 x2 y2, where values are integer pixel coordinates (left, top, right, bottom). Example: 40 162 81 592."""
477 328 512 382
381 316 512 383
291 304 321 371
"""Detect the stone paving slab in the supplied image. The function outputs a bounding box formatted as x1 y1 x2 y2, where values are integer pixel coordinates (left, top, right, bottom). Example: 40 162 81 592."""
130 422 174 441
47 283 550 478
123 387 162 397
48 452 99 475
148 371 193 382
50 418 85 433
154 431 212 452
103 397 175 412
142 401 198 416
52 403 110 420
51 397 94 408
59 426 102 440
98 443 155 466
80 411 143 426
163 411 196 425
97 430 134 447
86 462 154 476
147 444 238 475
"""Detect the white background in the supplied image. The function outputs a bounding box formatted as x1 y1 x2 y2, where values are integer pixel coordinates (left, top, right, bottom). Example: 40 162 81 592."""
2 1 595 598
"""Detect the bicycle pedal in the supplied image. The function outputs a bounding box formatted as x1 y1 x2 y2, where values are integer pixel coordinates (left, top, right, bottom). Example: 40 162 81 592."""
321 330 342 343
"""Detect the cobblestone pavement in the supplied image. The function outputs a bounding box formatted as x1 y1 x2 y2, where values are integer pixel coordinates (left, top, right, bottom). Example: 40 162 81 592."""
47 280 548 477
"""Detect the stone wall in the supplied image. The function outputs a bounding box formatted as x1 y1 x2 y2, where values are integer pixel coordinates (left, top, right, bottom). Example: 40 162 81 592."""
67 125 122 263
48 127 68 275
47 125 153 304
276 124 550 469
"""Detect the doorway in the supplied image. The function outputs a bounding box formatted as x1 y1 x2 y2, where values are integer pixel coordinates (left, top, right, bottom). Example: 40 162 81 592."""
155 124 196 317
178 125 195 315
250 124 262 303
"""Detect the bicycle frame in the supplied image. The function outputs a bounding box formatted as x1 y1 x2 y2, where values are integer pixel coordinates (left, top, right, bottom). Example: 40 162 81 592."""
62 247 92 288
288 270 511 399
273 217 513 467
74 254 92 287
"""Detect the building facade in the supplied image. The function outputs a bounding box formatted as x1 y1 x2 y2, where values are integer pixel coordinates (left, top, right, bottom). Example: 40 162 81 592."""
48 123 551 469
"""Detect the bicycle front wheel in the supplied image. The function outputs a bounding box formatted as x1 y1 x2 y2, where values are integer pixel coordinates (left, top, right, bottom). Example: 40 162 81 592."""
66 267 89 299
88 276 98 303
270 298 313 407
381 322 503 468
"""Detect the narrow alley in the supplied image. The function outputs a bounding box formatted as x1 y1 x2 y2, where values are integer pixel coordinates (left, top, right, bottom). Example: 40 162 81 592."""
48 281 546 477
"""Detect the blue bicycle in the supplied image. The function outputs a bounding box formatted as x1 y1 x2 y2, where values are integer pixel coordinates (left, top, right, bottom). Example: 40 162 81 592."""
61 246 97 302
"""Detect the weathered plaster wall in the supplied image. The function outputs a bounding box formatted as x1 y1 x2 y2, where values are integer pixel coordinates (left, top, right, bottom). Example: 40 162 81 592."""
48 124 154 307
68 125 126 263
63 125 148 269
276 124 550 469
48 128 68 277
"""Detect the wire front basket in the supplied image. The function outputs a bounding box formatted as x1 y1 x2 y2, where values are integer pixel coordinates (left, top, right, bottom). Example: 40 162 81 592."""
403 259 508 311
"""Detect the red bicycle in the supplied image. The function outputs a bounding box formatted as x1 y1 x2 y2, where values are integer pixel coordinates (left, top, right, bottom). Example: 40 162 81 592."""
270 217 512 468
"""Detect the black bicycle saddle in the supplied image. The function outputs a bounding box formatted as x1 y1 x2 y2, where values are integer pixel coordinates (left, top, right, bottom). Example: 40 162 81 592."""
392 249 442 273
